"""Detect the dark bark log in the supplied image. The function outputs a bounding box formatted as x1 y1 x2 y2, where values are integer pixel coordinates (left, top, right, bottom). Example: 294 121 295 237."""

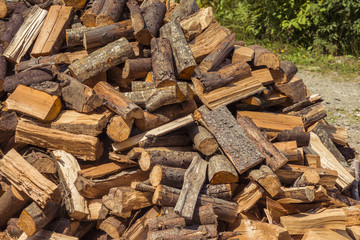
66 26 95 47
275 76 308 102
145 85 186 112
142 0 166 41
139 133 192 148
0 44 7 91
279 60 297 82
0 112 18 149
126 0 152 45
282 94 322 113
122 57 152 79
95 0 127 27
81 0 106 27
275 127 310 147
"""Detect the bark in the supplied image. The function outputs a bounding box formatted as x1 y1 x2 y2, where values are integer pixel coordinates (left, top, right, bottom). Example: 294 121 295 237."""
126 0 152 45
145 85 185 112
66 26 95 47
164 0 199 23
150 165 186 188
187 124 218 156
249 165 282 197
275 127 310 147
180 7 213 41
122 57 152 79
207 155 238 185
99 216 126 239
0 44 7 91
142 0 166 40
95 0 126 27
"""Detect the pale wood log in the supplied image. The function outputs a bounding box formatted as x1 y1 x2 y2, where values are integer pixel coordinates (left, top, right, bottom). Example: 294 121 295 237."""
293 169 320 187
53 150 89 221
80 0 105 27
123 89 158 107
99 216 126 239
232 46 254 62
248 45 280 70
164 0 199 24
0 149 58 208
75 169 149 198
16 118 103 161
150 165 186 189
18 230 79 240
233 181 264 213
160 20 197 80
273 141 299 161
151 37 176 87
310 132 354 191
106 115 133 142
85 199 107 221
94 81 143 120
0 186 29 229
251 67 274 85
3 6 47 63
305 153 321 168
208 155 238 185
280 208 346 235
271 60 298 84
142 0 166 42
275 75 308 102
282 94 322 113
180 7 213 41
196 106 265 174
145 85 186 112
302 228 351 240
112 114 194 152
66 26 94 47
69 37 135 82
79 162 135 179
95 0 126 27
122 57 152 79
147 224 217 240
320 124 348 146
274 186 316 204
102 186 153 218
17 202 59 236
31 6 73 57
187 124 218 156
249 165 281 197
275 127 310 147
83 19 134 49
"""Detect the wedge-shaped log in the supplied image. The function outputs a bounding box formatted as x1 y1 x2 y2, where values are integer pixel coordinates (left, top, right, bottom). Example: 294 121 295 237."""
0 149 58 208
180 7 214 41
15 119 103 161
248 45 280 70
3 6 47 63
249 165 281 197
31 6 73 57
275 75 308 102
69 37 135 82
145 85 186 112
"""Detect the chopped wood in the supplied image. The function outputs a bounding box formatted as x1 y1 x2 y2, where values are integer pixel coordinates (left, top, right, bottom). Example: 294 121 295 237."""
122 57 152 79
0 45 6 92
95 0 126 27
0 0 17 19
147 224 217 240
251 68 274 85
273 141 299 161
80 0 105 27
150 165 186 189
66 26 94 47
271 60 298 85
0 112 18 149
282 94 322 113
320 124 348 146
302 228 351 240
232 46 254 62
249 165 282 197
106 115 134 142
79 162 135 179
180 7 214 41
275 75 308 102
290 102 327 127
99 216 126 239
248 45 280 70
275 127 310 147
18 229 78 240
187 124 218 156
145 85 185 112
208 154 239 184
85 199 108 221
142 0 166 42
164 0 199 23
233 181 264 213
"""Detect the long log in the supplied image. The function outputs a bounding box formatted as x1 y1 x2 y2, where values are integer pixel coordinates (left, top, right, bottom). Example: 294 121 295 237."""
126 0 151 45
142 0 166 43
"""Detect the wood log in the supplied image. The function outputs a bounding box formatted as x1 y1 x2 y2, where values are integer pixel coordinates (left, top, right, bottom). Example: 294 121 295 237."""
0 45 6 92
63 0 86 10
282 94 322 113
198 33 235 75
95 0 126 27
3 6 47 63
60 73 103 113
247 45 280 70
320 124 348 146
208 155 238 184
164 0 199 23
6 218 23 238
69 37 135 82
102 187 153 218
51 110 108 136
83 19 134 49
293 169 320 187
123 88 157 107
274 186 316 204
147 214 186 231
106 115 133 142
187 124 218 156
275 127 310 147
142 0 166 42
174 156 207 220
273 141 299 161
0 149 58 208
305 153 321 168
18 230 79 240
29 81 61 96
180 7 213 41
153 185 237 223
3 66 53 93
0 2 28 48
290 102 327 127
66 26 94 47
233 181 264 213
237 116 288 171
85 199 108 221
249 165 281 197
160 20 197 80
302 228 351 240
310 132 354 191
196 106 265 174
202 184 233 200
99 216 126 239
122 58 152 79
112 114 194 152
15 118 103 161
145 86 186 112
271 60 298 85
53 150 89 221
0 112 17 149
126 0 151 45
31 6 73 57
80 0 105 27
280 208 346 235
151 37 176 87
150 165 186 189
17 202 59 236
147 224 217 240
251 67 274 85
347 226 360 240
232 46 254 62
139 133 192 148
79 162 135 179
0 186 29 229
75 169 148 198
275 75 308 102
200 60 251 93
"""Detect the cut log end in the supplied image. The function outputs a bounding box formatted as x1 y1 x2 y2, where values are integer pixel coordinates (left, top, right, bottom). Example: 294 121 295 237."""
139 152 151 171
198 138 218 156
257 52 280 70
149 165 163 187
179 66 196 80
210 171 238 185
95 15 114 27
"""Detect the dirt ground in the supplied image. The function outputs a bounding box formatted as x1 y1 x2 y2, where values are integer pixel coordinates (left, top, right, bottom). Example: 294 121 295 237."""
298 69 360 155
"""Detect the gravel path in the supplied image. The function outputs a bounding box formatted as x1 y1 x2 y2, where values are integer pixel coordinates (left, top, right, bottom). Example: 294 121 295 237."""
298 70 360 154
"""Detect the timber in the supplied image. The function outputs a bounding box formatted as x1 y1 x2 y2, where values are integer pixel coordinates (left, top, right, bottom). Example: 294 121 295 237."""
180 7 214 41
164 0 199 23
150 165 186 189
207 155 239 185
234 181 264 213
95 0 126 27
232 46 254 62
145 85 185 112
248 45 280 70
142 0 166 43
66 27 94 47
126 0 151 45
99 216 126 239
79 162 135 179
80 0 106 27
249 165 282 197
275 75 308 102
122 58 152 79
106 115 134 142
187 124 218 156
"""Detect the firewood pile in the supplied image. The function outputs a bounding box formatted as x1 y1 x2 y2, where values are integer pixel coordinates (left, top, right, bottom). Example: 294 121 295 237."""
0 0 360 239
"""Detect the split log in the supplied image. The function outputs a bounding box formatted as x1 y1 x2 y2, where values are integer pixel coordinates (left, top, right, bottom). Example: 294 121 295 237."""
251 68 274 85
275 75 308 102
53 150 89 221
126 0 151 45
85 199 108 221
247 45 280 70
160 20 197 80
232 46 254 62
123 89 157 108
302 228 351 240
180 7 213 41
290 102 327 127
60 73 103 113
79 162 135 179
198 33 235 75
153 185 238 223
237 116 288 171
95 0 126 27
275 127 310 147
75 169 148 198
51 110 108 136
273 141 299 161
271 60 298 84
83 19 134 49
147 224 217 240
0 112 17 149
18 230 79 240
320 124 348 146
93 81 143 119
150 165 186 189
63 0 86 10
282 94 322 113
274 186 316 204
0 186 29 229
0 45 6 91
196 106 265 174
208 155 238 185
80 0 105 27
15 118 103 161
151 37 176 87
122 58 152 79
147 214 186 231
164 0 199 23
347 226 360 240
189 20 231 63
293 169 320 187
17 202 59 237
142 0 166 42
233 181 264 213
187 124 218 156
3 6 47 63
106 115 134 142
145 85 185 112
29 81 61 96
0 149 58 207
3 66 53 93
139 133 192 148
69 37 135 82
200 60 251 92
66 27 94 47
31 6 73 57
99 216 126 239
102 187 152 218
202 184 233 200
305 153 321 168
249 165 282 197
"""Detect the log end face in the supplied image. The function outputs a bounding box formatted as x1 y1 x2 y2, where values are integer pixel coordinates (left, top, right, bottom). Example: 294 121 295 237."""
256 52 280 70
198 138 218 156
149 165 163 187
80 13 97 27
44 97 62 121
179 66 196 81
95 15 115 27
139 151 151 171
17 211 36 236
210 172 239 185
